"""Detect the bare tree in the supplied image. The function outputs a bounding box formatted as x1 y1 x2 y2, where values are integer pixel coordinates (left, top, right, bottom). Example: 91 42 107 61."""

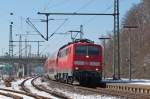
106 0 150 79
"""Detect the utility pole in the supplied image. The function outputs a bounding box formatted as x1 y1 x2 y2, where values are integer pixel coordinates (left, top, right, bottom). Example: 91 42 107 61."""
80 25 83 39
113 0 120 80
9 22 13 57
28 45 31 57
19 35 22 58
46 14 49 41
25 38 27 57
123 25 138 80
99 37 111 79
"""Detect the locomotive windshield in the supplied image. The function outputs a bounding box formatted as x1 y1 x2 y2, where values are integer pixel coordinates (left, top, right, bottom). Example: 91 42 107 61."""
75 45 99 56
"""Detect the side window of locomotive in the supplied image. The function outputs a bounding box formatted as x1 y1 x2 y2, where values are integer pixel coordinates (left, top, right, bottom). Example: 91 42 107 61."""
75 46 87 55
66 48 69 55
58 52 61 57
88 46 99 56
58 48 69 57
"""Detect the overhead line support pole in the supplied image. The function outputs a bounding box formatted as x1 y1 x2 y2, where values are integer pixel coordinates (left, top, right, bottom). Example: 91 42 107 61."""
46 14 49 41
113 0 120 80
80 25 83 39
117 0 120 80
37 41 41 56
9 22 14 57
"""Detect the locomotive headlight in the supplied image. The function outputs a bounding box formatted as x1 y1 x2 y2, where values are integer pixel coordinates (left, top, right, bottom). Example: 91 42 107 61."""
96 68 99 71
75 67 79 70
86 55 89 58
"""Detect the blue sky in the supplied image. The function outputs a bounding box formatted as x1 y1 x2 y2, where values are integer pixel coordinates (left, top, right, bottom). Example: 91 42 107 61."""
0 0 141 56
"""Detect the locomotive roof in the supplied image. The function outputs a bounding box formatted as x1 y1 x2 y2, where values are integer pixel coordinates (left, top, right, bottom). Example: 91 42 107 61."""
59 39 95 50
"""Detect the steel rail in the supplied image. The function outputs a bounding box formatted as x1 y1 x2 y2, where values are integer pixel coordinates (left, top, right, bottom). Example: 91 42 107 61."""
20 77 51 99
31 76 72 99
46 78 150 99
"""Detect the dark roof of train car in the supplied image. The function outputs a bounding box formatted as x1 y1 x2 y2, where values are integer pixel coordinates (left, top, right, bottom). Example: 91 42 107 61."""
59 39 94 50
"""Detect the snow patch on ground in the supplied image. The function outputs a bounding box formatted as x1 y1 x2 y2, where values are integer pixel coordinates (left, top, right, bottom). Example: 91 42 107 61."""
55 88 118 99
25 78 58 99
0 95 12 99
1 77 150 99
104 78 150 85
38 79 119 99
0 78 34 99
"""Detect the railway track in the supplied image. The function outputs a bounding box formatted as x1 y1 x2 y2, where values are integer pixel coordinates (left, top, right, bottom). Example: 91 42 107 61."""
20 77 51 99
20 76 71 99
44 77 150 99
0 88 34 99
0 91 23 99
31 76 71 99
20 77 32 93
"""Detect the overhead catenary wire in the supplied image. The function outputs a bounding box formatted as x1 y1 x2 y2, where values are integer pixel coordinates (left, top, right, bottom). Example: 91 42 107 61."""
46 0 71 10
82 3 114 26
49 19 68 38
40 20 69 55
39 33 68 55
59 0 96 25
39 0 99 54
39 0 116 55
26 17 46 40
74 0 96 12
46 0 97 38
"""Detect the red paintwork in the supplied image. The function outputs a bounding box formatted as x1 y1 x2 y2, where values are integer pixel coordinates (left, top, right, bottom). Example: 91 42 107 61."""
45 41 103 73
73 43 102 71
57 45 73 71
44 53 57 72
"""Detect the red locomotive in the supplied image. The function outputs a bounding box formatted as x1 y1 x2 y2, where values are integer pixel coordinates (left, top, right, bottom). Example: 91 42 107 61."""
44 39 103 85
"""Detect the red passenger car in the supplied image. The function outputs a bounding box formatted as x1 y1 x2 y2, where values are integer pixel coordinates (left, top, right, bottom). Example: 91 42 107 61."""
45 39 103 85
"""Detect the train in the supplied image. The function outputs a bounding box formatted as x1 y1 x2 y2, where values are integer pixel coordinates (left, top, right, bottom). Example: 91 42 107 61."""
44 39 103 85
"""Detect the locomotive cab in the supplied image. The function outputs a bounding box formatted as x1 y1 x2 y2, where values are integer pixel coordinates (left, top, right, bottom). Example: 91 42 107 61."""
73 40 102 85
